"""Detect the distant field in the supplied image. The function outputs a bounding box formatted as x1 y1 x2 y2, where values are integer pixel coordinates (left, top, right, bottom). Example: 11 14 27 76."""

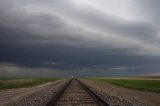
88 78 160 92
0 78 60 90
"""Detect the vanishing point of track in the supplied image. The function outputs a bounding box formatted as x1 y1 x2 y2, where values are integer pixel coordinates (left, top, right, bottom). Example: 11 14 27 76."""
46 78 109 106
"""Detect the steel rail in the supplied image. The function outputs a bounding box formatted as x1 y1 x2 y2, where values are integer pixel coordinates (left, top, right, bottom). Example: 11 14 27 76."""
46 78 73 106
76 79 110 106
46 78 110 106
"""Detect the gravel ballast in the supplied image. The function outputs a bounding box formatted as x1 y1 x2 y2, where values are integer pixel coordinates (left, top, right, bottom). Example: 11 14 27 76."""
80 79 160 106
0 79 70 106
1 78 159 106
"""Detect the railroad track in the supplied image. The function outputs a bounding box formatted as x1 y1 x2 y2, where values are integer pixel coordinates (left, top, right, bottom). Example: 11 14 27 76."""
46 78 109 106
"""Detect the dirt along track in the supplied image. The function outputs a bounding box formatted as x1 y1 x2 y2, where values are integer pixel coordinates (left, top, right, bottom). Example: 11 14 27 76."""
0 79 70 106
47 78 109 106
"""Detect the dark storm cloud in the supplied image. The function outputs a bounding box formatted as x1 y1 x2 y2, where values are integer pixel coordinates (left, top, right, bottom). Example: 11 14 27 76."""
0 0 160 76
0 0 159 55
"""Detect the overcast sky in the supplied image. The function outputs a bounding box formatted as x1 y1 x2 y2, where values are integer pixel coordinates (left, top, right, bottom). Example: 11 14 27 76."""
0 0 160 77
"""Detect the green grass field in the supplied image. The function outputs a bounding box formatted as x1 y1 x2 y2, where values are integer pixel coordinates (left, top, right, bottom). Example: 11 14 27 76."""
0 78 60 90
88 78 160 92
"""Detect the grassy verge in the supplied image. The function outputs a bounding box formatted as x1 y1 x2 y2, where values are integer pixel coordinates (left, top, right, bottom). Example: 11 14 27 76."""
88 78 160 92
0 78 60 90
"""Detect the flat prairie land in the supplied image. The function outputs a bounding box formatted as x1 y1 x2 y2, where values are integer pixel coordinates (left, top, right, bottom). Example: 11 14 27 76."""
0 78 59 90
88 77 160 92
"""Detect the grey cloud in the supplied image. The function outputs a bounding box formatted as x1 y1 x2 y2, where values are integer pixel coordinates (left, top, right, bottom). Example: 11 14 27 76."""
0 8 159 57
41 0 158 39
0 0 160 76
0 63 70 77
6 0 158 39
0 63 159 77
133 0 160 26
